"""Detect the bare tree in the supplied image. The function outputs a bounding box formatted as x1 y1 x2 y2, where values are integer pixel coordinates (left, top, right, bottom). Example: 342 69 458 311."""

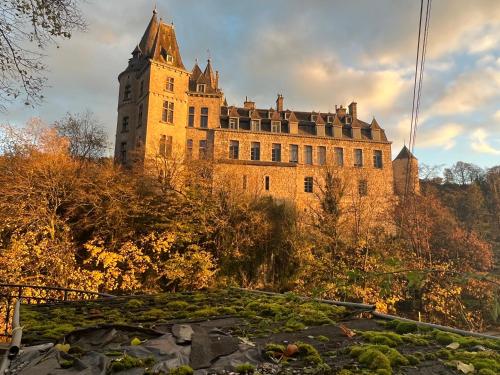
54 111 107 159
0 0 86 110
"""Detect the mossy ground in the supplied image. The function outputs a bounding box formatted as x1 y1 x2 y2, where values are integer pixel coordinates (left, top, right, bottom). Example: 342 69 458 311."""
18 290 500 374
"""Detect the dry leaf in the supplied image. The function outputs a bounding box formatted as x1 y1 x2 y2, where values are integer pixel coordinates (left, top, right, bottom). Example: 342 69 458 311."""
456 361 474 374
339 324 356 338
447 342 460 349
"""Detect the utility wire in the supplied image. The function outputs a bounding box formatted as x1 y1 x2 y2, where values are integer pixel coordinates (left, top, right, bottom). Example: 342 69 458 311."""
403 0 432 202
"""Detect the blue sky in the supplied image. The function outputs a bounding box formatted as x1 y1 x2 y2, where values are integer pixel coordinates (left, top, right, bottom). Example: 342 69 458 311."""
1 0 499 168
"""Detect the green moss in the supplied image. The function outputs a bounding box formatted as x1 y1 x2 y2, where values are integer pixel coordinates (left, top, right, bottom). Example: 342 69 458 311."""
401 333 430 345
264 343 285 360
315 335 329 342
350 344 409 373
166 300 189 310
139 308 166 320
424 352 437 360
358 349 391 371
361 331 403 347
191 306 219 317
109 355 155 373
44 323 75 339
125 299 144 308
285 318 306 331
376 369 391 375
295 341 323 364
296 305 333 326
405 354 420 365
59 359 74 369
394 321 418 334
168 365 194 375
478 369 497 375
235 362 255 374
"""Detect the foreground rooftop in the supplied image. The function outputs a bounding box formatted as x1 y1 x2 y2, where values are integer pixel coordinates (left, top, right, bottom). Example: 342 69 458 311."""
9 289 500 374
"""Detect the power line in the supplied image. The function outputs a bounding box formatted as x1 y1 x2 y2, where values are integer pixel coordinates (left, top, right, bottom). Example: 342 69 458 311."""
403 0 432 202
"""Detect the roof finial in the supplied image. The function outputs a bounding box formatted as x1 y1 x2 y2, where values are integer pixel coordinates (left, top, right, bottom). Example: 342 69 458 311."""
153 3 157 15
207 48 211 61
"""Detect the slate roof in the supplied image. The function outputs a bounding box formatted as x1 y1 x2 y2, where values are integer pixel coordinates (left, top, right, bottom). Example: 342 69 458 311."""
395 145 417 160
219 107 388 141
124 11 186 74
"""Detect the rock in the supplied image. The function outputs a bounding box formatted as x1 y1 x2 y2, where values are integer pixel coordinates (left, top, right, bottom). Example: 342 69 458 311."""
190 327 239 369
469 345 487 352
172 324 194 344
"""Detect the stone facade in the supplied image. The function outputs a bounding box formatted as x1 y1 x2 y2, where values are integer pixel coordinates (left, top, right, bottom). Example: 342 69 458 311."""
115 10 418 210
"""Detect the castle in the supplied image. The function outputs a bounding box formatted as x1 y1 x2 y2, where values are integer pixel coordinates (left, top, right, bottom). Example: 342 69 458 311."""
114 9 418 208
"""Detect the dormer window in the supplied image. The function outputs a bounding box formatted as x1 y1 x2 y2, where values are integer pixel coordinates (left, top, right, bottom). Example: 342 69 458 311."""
271 121 281 133
311 114 317 122
327 115 333 123
229 117 239 130
197 84 206 93
251 119 261 132
284 112 290 120
161 47 174 63
345 116 352 124
267 111 272 119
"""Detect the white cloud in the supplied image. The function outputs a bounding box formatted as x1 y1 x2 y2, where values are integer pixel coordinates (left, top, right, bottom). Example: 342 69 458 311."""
494 110 500 121
417 123 464 150
471 128 500 155
429 68 500 116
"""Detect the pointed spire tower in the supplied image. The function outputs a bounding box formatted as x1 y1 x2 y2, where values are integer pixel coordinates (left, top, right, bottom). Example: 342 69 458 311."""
393 145 420 195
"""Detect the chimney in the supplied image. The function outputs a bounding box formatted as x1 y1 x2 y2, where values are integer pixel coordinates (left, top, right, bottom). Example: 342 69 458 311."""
348 102 357 119
276 94 284 112
244 96 255 110
336 104 346 118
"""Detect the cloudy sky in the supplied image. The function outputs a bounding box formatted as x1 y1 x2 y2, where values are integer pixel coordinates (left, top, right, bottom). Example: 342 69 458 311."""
1 0 499 167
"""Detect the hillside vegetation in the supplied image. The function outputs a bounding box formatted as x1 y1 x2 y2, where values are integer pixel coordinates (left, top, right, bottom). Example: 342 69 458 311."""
0 120 498 331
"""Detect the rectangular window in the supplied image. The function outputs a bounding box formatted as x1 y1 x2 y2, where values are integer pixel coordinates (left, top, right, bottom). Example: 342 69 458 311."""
304 145 313 165
271 121 281 133
120 142 127 162
265 176 270 191
199 140 207 159
318 146 326 165
354 148 363 167
272 143 281 162
229 117 238 129
229 140 239 159
188 106 195 127
162 101 174 123
327 115 333 123
197 83 206 93
289 144 299 163
358 180 368 196
200 107 209 128
186 139 193 159
373 150 383 169
251 142 260 161
138 104 143 127
166 77 174 91
304 177 313 193
122 116 129 132
123 84 131 101
334 147 344 166
251 119 260 132
159 135 173 157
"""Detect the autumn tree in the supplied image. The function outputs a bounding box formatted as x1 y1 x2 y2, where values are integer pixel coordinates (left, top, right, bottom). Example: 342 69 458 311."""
54 111 108 159
0 0 85 109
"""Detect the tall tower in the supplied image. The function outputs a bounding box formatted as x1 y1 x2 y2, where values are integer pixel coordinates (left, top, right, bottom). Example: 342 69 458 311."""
392 146 420 195
114 9 190 166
